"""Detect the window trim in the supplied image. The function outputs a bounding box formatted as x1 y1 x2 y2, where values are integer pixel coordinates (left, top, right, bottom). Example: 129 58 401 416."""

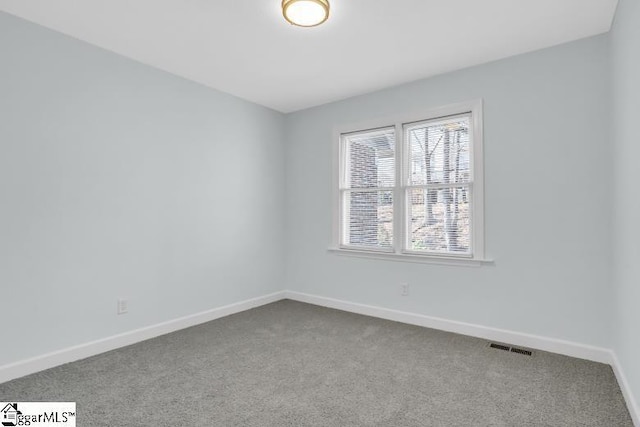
331 99 489 264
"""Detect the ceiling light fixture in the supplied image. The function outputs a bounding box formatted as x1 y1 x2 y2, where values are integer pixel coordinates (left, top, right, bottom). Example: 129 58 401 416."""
282 0 330 27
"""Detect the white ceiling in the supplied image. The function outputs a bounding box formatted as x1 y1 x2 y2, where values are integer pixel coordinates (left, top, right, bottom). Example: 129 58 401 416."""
0 0 618 113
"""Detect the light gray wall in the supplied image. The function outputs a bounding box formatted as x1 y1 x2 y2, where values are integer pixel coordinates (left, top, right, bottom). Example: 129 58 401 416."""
0 6 625 383
284 35 613 348
0 12 285 366
611 0 640 411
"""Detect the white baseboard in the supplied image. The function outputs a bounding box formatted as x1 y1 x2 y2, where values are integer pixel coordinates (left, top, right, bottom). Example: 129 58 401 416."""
611 352 640 426
0 291 285 384
284 291 612 364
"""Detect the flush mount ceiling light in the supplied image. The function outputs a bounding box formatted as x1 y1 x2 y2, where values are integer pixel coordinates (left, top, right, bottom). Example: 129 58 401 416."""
282 0 330 27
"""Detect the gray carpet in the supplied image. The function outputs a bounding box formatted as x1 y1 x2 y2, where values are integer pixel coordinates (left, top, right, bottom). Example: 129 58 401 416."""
0 300 633 426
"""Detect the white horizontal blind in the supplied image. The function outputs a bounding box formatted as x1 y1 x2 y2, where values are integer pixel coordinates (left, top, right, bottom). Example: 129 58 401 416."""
340 128 396 250
404 114 472 255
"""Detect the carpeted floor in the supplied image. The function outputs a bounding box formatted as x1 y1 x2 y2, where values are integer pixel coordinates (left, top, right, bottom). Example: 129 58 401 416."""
0 300 633 426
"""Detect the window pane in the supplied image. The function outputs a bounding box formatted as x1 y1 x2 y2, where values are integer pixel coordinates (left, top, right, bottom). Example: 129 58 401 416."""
407 116 470 186
407 187 470 254
343 128 395 188
343 190 393 249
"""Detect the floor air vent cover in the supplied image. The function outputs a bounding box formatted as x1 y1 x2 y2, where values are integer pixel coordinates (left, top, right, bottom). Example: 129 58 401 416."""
489 343 510 351
510 347 533 356
488 342 533 356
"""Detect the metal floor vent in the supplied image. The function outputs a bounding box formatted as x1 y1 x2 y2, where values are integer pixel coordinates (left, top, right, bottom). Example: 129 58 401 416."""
510 347 533 356
489 343 510 351
488 342 533 356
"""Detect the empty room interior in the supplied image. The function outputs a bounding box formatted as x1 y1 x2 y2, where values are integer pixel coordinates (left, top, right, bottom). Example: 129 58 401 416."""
0 0 639 425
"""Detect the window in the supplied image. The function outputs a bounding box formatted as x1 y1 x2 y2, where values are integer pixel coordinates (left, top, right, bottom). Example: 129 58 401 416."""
340 127 396 250
334 100 485 263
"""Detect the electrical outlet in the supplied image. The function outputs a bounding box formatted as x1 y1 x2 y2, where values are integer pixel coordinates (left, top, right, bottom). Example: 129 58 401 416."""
400 283 410 296
117 298 128 315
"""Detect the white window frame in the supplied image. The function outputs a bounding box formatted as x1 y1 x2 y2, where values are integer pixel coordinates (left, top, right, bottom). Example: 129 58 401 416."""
331 99 489 266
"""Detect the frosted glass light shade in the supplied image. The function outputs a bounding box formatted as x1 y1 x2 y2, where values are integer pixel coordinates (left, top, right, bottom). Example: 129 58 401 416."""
282 0 330 27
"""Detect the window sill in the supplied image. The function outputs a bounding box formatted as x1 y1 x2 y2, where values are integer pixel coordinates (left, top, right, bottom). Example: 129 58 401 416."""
328 247 494 267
